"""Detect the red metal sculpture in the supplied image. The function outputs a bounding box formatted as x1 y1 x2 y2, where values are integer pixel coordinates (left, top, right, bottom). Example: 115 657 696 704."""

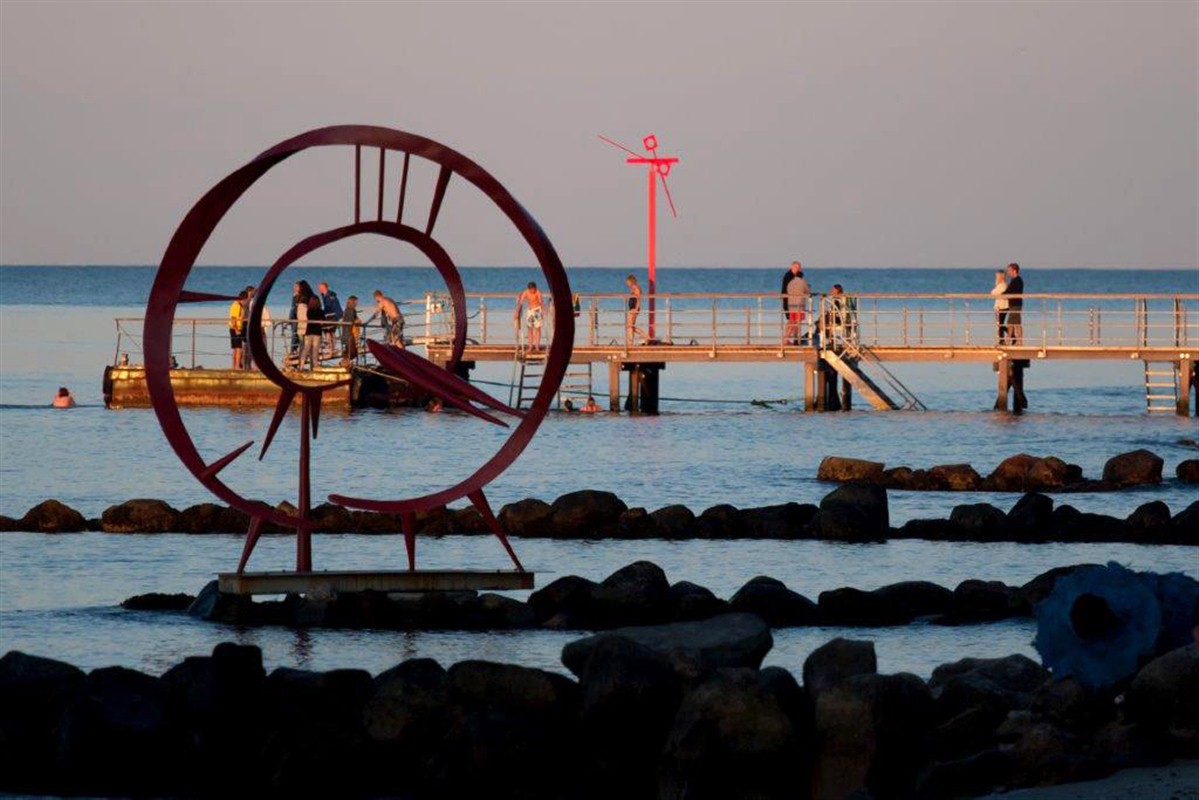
599 133 680 339
145 125 574 575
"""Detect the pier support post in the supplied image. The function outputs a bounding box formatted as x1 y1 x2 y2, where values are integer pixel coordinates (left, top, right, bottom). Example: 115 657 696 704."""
840 379 853 411
803 361 817 412
608 360 620 412
626 366 642 413
1180 358 1194 416
994 358 1009 411
622 363 663 415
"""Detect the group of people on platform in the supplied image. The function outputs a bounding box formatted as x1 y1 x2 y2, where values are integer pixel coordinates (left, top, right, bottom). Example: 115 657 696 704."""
226 280 406 372
780 261 856 348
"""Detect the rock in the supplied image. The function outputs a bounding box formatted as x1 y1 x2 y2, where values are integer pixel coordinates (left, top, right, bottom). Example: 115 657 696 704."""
56 666 180 794
310 502 353 533
802 638 877 698
929 463 983 491
497 498 554 537
696 504 741 538
1172 501 1199 544
475 593 536 629
818 587 909 626
448 506 488 535
348 509 401 534
996 715 1102 788
984 454 1045 492
949 503 1006 541
728 576 819 626
811 671 934 800
665 581 729 622
871 581 954 620
0 651 86 790
19 499 87 533
1125 643 1199 747
562 613 773 678
574 637 684 792
883 466 940 491
894 518 961 540
1178 459 1199 483
448 660 577 717
616 507 659 539
930 654 1050 698
1102 449 1164 486
650 505 697 538
120 592 195 611
914 748 1015 800
818 482 889 542
930 655 1050 759
177 502 249 534
0 514 18 532
548 490 627 537
100 498 181 533
1031 677 1112 731
590 560 671 627
1028 456 1072 489
1004 492 1055 542
658 669 806 800
363 658 450 746
1050 504 1131 543
740 502 818 539
817 456 885 483
1127 500 1173 541
527 574 597 625
1018 564 1101 611
938 580 1025 623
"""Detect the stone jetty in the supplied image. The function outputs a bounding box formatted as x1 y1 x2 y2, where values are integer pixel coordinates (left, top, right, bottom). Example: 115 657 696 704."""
2 628 1194 798
3 484 1197 545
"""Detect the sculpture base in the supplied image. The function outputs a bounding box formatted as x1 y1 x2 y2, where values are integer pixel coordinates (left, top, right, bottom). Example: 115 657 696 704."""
217 569 533 596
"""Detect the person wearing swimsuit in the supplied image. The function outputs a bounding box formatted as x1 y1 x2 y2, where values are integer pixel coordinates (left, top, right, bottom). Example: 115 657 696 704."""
514 281 545 350
625 274 643 344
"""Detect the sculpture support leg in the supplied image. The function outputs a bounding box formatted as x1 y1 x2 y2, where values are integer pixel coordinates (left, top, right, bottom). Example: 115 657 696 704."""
469 489 524 572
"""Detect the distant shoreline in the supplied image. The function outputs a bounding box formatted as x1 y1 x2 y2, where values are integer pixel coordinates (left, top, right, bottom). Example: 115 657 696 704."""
2 264 1197 271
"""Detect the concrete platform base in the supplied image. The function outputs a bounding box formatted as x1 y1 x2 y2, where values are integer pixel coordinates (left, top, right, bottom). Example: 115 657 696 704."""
217 569 534 596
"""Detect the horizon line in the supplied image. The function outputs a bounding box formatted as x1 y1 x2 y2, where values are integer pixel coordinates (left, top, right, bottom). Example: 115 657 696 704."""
1 263 1196 271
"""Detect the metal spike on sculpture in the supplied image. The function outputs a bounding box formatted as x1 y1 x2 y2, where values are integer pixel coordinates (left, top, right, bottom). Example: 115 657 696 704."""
599 133 680 340
145 126 574 591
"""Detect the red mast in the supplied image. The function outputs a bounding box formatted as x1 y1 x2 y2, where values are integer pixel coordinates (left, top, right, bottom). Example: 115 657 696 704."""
600 133 679 340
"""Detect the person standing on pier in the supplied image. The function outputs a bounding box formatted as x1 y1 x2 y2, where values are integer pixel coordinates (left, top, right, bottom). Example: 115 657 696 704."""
300 291 325 371
228 289 247 369
990 270 1009 343
241 286 257 370
514 281 544 351
340 295 360 366
783 262 811 345
369 290 405 348
318 282 343 358
625 274 644 344
1004 263 1024 345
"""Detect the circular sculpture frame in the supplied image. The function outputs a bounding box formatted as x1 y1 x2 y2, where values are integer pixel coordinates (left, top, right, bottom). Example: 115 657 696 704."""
144 125 574 574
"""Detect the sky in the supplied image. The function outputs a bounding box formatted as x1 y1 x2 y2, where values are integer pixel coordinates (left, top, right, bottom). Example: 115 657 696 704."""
1 1 1196 270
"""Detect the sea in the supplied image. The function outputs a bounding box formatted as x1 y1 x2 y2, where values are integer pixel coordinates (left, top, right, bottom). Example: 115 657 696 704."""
1 265 1196 679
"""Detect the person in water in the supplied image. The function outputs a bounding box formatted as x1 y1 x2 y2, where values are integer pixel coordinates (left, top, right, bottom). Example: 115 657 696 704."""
514 281 545 350
580 396 601 413
51 386 76 408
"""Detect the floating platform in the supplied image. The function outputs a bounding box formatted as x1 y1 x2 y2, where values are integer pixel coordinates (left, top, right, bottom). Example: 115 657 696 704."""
217 569 534 596
103 365 355 409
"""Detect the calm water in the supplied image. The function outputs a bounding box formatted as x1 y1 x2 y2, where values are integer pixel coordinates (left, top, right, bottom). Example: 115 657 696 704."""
1 266 1196 678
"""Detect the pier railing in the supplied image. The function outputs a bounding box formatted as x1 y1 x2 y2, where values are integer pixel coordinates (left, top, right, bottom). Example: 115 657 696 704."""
425 291 1199 352
112 291 1197 367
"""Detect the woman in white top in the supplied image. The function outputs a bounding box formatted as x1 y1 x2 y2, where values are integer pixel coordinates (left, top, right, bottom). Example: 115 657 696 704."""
990 269 1009 344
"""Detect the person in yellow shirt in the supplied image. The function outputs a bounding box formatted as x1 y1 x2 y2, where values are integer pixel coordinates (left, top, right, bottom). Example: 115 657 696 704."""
229 289 247 369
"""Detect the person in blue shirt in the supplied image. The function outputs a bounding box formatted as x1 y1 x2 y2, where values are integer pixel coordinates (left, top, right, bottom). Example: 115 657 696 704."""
318 282 344 357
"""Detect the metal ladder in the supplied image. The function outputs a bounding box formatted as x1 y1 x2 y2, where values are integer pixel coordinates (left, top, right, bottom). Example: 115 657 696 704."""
1144 361 1180 412
838 339 926 410
509 349 547 409
558 362 594 408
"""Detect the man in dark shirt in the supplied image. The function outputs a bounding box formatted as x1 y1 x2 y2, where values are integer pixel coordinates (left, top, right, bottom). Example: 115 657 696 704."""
1004 263 1024 344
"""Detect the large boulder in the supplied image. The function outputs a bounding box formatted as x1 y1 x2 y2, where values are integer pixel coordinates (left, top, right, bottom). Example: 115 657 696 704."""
871 581 954 620
658 669 807 800
665 581 729 622
1126 500 1173 542
817 456 885 484
1172 501 1199 544
177 502 249 534
562 613 773 678
938 580 1025 623
811 672 934 800
362 658 450 748
0 652 86 790
696 504 741 538
818 587 909 626
1177 459 1199 483
802 638 877 699
929 654 1050 759
1102 449 1164 487
728 576 819 627
818 482 889 542
56 666 180 795
1050 505 1131 543
19 499 87 533
548 490 627 537
949 502 1006 541
740 503 818 539
984 454 1073 492
100 498 181 533
1004 492 1055 542
929 463 984 491
615 507 659 539
1124 643 1199 748
589 561 671 628
527 574 598 626
650 505 697 539
497 498 554 537
447 660 577 717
